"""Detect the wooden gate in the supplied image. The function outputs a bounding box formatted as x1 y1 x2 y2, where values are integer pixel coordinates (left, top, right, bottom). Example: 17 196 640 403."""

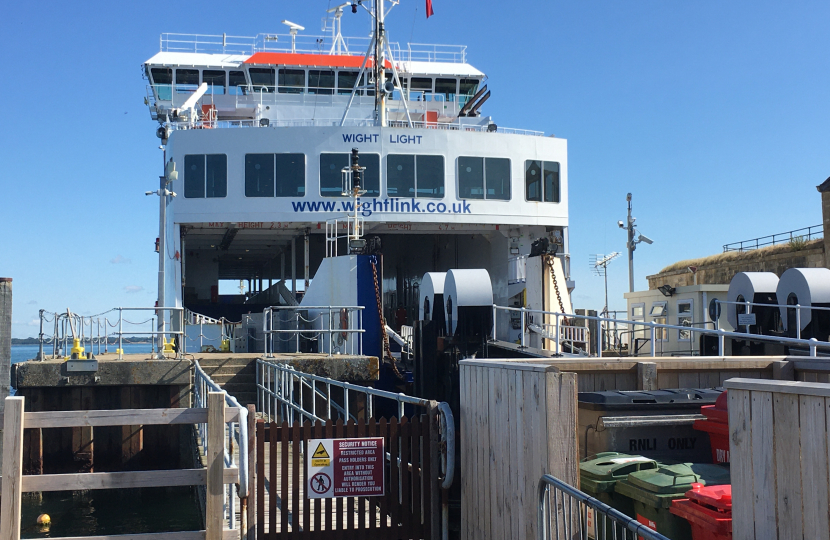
256 415 437 539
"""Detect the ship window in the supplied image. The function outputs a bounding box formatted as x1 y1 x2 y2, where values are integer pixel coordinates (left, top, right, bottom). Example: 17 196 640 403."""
276 154 305 197
249 68 275 92
387 155 444 198
458 157 484 199
309 70 335 95
525 160 560 203
151 67 173 101
411 78 432 91
387 155 415 197
435 78 457 102
458 157 511 200
176 69 199 94
151 67 172 85
203 70 226 95
338 71 359 95
278 68 305 94
206 155 228 197
228 71 248 95
459 78 479 97
320 153 380 197
184 154 227 199
245 154 275 197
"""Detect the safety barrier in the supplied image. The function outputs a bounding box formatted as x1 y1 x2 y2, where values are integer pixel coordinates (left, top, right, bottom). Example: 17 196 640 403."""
255 359 454 491
262 305 364 356
494 304 830 357
538 474 670 540
193 361 249 531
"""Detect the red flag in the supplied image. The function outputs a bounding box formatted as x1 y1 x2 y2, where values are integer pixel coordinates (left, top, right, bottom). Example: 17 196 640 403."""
426 0 434 18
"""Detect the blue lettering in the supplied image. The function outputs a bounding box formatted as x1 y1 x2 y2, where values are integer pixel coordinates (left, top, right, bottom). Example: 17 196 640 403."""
389 134 396 143
401 201 410 212
292 201 306 211
361 201 372 217
463 201 471 213
437 203 447 213
410 199 421 212
372 199 383 212
452 203 461 213
342 201 355 212
342 134 354 142
416 136 422 144
426 202 436 212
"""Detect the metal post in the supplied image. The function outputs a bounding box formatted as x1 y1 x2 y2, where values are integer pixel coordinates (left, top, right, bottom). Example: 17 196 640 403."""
627 193 635 293
118 309 123 359
718 331 725 356
744 300 751 333
554 313 560 354
520 307 526 348
304 229 310 292
38 309 44 361
796 305 802 340
810 338 818 357
291 237 297 295
596 318 602 357
650 326 656 357
492 304 497 341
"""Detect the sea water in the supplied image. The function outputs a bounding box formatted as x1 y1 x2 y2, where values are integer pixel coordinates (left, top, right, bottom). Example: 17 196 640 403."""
10 345 204 538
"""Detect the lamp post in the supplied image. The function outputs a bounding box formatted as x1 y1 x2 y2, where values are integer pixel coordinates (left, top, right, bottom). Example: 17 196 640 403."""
146 158 177 357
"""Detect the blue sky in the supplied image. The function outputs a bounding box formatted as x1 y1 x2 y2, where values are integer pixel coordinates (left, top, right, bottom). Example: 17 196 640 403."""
2 0 828 337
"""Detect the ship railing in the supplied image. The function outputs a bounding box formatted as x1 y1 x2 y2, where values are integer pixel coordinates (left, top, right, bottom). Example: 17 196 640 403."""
256 359 455 491
711 298 830 339
36 307 185 361
262 305 365 357
159 32 468 63
184 309 242 353
193 360 249 530
538 474 670 540
164 115 545 136
494 303 830 357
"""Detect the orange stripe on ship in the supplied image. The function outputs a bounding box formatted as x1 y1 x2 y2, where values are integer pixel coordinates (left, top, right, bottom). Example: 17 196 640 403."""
244 52 391 69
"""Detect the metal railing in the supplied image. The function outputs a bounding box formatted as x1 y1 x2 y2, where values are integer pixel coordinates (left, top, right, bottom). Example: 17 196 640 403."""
723 224 822 252
37 307 185 360
184 309 240 352
538 475 669 540
494 304 830 357
158 32 467 63
255 359 455 491
262 305 364 357
712 298 830 339
193 361 249 529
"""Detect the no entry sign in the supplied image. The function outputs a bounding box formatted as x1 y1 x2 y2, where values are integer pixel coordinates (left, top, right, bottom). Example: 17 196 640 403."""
307 437 385 499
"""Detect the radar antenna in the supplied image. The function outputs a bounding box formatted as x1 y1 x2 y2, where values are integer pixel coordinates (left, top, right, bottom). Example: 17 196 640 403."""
281 20 305 53
325 3 352 55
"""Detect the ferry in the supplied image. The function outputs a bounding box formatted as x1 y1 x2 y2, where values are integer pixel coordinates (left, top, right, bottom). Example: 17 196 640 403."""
141 2 574 362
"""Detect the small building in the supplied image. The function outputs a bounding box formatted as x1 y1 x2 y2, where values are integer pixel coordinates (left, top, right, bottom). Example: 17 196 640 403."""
624 284 733 356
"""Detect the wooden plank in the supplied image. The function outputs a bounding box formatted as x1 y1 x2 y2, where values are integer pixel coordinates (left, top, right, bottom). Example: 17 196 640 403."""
698 371 721 389
325 419 334 535
656 371 678 389
576 372 595 392
459 365 470 540
523 369 543 540
388 417 400 539
506 366 519 540
345 419 354 534
636 362 657 391
728 389 754 540
256 421 265 540
302 421 311 534
21 468 238 492
727 378 830 397
0 396 24 540
614 371 637 391
595 372 615 391
513 367 526 539
410 416 422 537
206 392 226 540
376 418 387 535
400 416 412 535
490 367 504 540
273 421 280 535
292 420 301 535
800 395 829 540
44 533 208 540
750 391 776 540
773 392 803 540
314 420 323 534
246 405 256 540
336 419 345 539
677 372 700 388
719 371 741 386
22 407 238 428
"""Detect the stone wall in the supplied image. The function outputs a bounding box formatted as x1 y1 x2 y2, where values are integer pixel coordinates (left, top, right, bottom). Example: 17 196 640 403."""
647 241 825 289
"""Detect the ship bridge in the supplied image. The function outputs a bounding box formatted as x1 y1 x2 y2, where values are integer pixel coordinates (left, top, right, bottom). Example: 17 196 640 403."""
144 32 490 129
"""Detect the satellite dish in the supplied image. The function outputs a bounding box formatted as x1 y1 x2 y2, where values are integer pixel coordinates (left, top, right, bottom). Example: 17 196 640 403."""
383 81 395 94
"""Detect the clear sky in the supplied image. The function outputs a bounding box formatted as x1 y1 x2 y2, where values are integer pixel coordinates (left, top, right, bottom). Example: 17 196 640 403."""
2 0 828 337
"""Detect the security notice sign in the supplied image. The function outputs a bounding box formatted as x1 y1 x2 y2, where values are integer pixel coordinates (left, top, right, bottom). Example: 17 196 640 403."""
306 437 385 499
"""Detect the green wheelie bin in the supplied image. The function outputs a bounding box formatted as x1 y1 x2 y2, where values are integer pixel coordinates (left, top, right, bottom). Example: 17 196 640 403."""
614 463 730 540
580 452 658 518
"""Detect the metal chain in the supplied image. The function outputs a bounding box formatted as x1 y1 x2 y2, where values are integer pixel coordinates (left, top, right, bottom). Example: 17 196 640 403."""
369 256 404 379
543 253 569 324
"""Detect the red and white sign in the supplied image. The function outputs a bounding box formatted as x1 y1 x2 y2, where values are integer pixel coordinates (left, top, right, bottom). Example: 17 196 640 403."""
307 437 384 499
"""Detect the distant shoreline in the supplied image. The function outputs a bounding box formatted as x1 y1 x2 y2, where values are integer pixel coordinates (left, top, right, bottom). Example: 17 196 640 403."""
12 338 153 345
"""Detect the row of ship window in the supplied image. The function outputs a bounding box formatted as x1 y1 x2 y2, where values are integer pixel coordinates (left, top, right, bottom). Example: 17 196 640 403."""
149 67 479 101
183 153 561 203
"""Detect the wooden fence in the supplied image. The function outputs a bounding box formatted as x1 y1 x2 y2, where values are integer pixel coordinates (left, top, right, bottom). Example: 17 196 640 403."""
256 415 436 539
0 393 240 540
459 359 578 540
726 378 830 540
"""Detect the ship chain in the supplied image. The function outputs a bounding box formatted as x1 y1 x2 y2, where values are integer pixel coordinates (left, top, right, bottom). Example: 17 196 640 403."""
544 253 570 325
369 256 404 380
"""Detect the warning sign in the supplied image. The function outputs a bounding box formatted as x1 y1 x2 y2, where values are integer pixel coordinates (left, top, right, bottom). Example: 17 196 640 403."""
306 437 384 499
312 442 331 467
